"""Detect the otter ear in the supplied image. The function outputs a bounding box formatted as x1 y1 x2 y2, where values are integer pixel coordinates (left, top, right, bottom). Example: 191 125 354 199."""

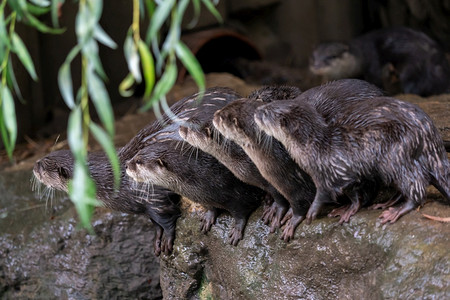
279 117 289 128
205 127 212 138
232 117 238 126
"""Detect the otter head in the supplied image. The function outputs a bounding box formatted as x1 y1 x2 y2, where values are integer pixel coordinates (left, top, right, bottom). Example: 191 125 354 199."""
126 146 172 188
249 85 302 102
179 117 215 150
254 101 294 142
213 99 263 148
309 42 360 79
33 150 74 192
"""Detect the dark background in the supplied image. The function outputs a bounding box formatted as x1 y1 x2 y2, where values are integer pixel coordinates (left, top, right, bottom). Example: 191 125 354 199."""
12 0 450 142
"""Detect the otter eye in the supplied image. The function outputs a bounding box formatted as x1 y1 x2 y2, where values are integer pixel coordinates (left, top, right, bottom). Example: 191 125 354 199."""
135 159 143 165
59 167 69 179
157 159 165 168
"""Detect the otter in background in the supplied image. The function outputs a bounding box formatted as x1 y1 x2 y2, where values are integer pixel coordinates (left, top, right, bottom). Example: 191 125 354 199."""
310 27 450 96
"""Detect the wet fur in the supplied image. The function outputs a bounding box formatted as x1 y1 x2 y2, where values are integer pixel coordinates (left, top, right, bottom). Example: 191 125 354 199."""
255 97 450 224
33 150 181 256
126 88 265 246
213 80 385 240
178 86 301 232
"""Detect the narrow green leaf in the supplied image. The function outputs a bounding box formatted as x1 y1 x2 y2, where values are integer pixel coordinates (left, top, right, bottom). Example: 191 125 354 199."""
26 3 51 15
187 0 200 28
67 106 84 158
51 0 65 28
11 32 38 80
144 0 155 19
145 0 175 44
7 59 24 102
175 41 205 92
25 13 66 34
141 59 177 111
87 70 115 137
30 0 51 6
93 24 117 49
1 86 16 157
0 9 11 49
58 62 75 108
137 40 155 98
75 3 95 45
124 33 141 82
200 0 223 23
89 122 120 189
69 160 99 231
0 103 12 158
118 72 136 97
89 0 103 22
82 39 107 80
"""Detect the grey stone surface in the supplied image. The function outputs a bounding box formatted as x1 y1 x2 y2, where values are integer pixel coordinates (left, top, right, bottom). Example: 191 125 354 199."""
0 169 162 300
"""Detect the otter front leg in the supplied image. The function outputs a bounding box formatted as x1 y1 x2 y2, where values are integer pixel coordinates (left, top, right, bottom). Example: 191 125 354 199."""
229 216 247 246
200 208 219 233
160 224 176 255
153 224 163 256
306 188 333 224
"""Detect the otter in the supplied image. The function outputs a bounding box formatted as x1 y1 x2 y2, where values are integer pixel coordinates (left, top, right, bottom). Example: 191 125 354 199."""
33 150 181 256
213 79 385 241
178 85 302 232
310 27 450 96
254 97 450 224
126 88 266 246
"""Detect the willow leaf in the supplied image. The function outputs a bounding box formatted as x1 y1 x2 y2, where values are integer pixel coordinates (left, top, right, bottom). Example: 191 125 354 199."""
51 0 64 27
1 86 16 157
30 0 50 6
124 33 141 82
200 0 223 23
7 59 24 102
67 106 84 158
141 60 177 111
145 0 175 44
187 0 200 28
89 122 120 189
118 72 136 97
175 41 205 92
0 103 12 158
58 64 75 108
26 3 51 15
87 70 114 137
0 9 11 48
69 160 98 231
138 40 155 98
25 13 65 34
11 32 37 80
94 24 117 49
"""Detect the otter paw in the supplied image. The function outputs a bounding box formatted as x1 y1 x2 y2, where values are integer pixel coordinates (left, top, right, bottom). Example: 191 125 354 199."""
228 227 243 246
200 210 218 233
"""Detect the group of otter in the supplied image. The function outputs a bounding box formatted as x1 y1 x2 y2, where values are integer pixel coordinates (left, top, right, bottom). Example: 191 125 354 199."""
33 78 450 256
